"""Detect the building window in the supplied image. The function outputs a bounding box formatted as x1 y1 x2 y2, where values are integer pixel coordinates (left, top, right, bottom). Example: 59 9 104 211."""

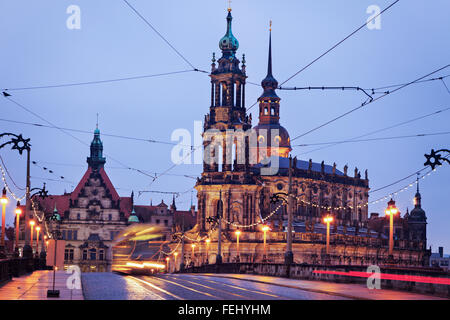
64 249 74 261
77 213 80 220
67 230 72 240
156 219 160 224
164 220 168 226
61 230 66 240
108 214 112 221
99 249 104 261
89 248 97 260
73 230 77 240
82 249 88 260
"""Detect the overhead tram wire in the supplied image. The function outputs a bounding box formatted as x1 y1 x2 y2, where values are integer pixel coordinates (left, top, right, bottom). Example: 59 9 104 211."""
290 64 450 142
0 117 198 147
293 131 450 147
121 0 198 71
279 0 400 86
1 92 155 180
2 70 195 92
296 106 450 155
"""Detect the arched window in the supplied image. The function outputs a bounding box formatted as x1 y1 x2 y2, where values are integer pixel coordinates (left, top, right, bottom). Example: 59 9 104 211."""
89 248 97 260
82 249 88 260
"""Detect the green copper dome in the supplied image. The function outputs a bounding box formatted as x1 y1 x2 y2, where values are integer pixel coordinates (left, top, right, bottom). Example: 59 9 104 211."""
219 10 239 58
128 207 139 223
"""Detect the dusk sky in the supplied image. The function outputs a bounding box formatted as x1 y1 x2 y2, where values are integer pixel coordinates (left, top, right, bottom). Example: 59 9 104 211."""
1 1 449 250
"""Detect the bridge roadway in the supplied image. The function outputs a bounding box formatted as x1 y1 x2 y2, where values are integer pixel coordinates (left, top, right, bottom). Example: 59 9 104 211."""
81 272 445 300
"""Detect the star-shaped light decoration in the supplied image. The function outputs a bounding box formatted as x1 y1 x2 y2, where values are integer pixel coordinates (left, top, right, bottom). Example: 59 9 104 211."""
11 134 31 155
270 194 281 204
424 149 443 169
37 183 49 199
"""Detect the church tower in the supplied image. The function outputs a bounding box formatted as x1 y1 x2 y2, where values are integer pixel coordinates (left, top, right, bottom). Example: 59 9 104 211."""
203 8 252 173
195 9 259 235
86 125 106 170
408 180 427 246
253 24 291 162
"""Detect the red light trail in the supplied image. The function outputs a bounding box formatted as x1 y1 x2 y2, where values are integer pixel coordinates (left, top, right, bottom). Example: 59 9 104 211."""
313 270 450 285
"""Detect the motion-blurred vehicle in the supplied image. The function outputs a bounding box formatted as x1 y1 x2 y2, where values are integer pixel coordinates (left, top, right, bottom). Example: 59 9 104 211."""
112 224 171 275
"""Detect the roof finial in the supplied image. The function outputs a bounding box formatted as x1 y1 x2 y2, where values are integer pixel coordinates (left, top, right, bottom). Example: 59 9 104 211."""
269 20 272 32
96 113 99 129
228 0 232 12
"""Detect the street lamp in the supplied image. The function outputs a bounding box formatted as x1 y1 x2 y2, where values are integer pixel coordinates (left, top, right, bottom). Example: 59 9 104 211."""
29 220 35 251
191 243 196 266
165 257 170 273
205 238 210 264
261 224 270 262
35 226 41 254
14 201 22 253
174 252 178 271
323 215 334 255
385 199 399 257
234 230 241 262
0 188 8 252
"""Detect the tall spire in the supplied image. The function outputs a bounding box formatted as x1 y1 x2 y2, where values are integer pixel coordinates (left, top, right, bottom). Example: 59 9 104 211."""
260 21 279 100
267 20 273 78
414 173 422 208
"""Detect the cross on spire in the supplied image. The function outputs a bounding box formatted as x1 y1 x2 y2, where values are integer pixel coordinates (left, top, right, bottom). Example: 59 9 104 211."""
228 0 232 12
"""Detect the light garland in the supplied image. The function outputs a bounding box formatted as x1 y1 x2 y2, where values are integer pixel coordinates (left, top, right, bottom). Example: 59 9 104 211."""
222 202 284 228
0 162 25 201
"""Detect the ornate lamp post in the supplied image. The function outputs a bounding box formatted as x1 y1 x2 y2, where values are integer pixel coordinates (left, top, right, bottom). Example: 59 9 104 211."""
323 215 334 255
205 238 210 264
0 188 8 256
385 199 399 257
234 230 241 262
206 190 223 264
191 243 196 266
173 252 178 271
35 226 41 255
261 224 270 262
29 220 35 252
47 206 61 298
269 156 297 266
165 257 170 273
14 201 22 253
0 133 32 257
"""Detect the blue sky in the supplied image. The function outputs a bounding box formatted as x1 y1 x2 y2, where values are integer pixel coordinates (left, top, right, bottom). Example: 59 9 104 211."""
0 0 449 251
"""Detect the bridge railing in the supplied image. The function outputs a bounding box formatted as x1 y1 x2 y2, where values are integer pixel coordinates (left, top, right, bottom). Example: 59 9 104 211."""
0 257 47 286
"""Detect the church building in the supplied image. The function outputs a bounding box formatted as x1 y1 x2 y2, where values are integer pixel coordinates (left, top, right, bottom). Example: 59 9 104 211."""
179 8 429 267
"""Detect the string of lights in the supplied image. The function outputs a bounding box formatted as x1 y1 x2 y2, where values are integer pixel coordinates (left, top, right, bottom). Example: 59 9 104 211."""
0 155 25 190
290 65 450 142
0 161 26 201
279 0 400 86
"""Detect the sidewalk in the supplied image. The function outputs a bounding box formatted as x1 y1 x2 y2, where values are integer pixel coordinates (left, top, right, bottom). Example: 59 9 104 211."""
0 270 84 300
204 273 448 300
